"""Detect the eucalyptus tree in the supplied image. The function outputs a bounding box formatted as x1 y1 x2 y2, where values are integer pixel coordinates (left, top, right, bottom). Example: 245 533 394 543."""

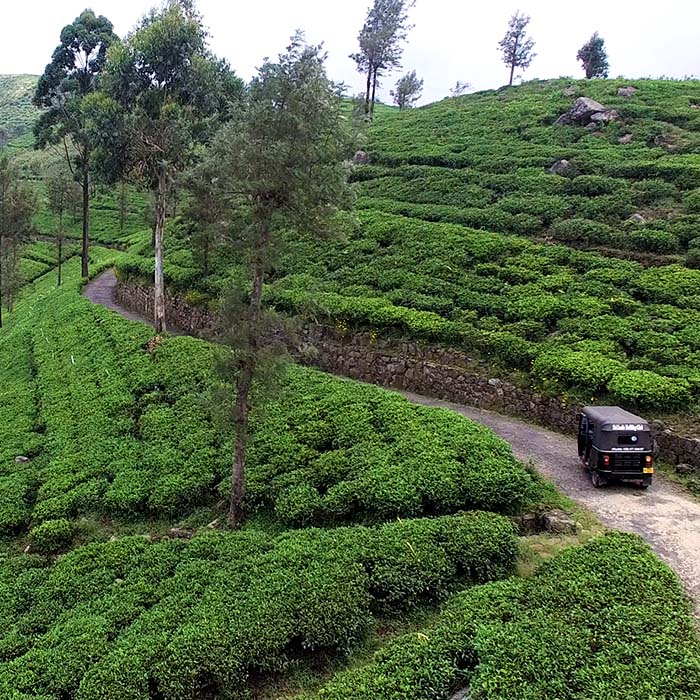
205 34 354 527
90 0 243 332
391 70 423 109
498 12 536 87
577 32 610 79
46 166 81 286
351 0 414 118
0 156 35 326
33 9 117 278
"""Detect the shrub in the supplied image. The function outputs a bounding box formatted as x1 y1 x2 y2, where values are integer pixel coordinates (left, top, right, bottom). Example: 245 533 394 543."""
533 350 626 391
307 533 700 700
29 518 75 553
0 513 518 699
608 370 691 411
684 188 700 213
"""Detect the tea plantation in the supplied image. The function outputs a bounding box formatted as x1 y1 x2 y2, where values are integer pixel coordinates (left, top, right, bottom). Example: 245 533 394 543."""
2 76 700 697
119 78 700 417
0 254 697 698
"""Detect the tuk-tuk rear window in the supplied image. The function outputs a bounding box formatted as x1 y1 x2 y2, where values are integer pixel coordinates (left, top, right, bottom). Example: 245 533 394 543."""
618 435 641 445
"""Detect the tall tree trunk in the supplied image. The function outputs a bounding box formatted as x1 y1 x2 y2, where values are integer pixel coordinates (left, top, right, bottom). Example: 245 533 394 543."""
364 66 372 116
153 171 168 334
81 169 89 278
370 67 378 119
119 182 127 232
57 237 63 287
509 36 519 87
228 226 267 528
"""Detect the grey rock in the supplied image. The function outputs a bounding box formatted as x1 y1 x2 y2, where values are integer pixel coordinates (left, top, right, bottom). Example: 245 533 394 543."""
618 133 633 144
353 150 370 165
488 378 502 387
15 456 30 464
448 689 470 700
590 109 620 123
628 213 646 224
540 509 578 535
617 86 637 97
676 463 695 476
562 85 577 97
548 159 572 176
584 122 599 131
555 97 608 126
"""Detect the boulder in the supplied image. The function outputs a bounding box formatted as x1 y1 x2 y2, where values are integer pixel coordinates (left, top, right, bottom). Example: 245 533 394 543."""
618 133 633 144
15 456 30 464
563 85 577 97
628 213 646 224
353 150 370 165
590 109 620 123
676 463 696 476
555 97 608 126
540 509 578 535
548 159 573 176
617 86 637 98
168 527 194 540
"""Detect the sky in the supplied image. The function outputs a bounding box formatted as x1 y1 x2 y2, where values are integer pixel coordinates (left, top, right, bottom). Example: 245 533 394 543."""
1 0 699 105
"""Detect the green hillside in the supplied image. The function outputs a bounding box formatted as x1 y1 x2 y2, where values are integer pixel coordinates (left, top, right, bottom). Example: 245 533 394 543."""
0 75 40 141
120 78 700 422
0 250 697 700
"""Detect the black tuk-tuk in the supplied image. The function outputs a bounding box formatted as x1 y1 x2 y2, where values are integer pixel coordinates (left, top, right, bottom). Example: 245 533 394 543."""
577 406 654 488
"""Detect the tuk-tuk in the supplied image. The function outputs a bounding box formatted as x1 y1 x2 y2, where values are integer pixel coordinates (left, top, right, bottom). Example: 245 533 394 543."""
577 406 654 488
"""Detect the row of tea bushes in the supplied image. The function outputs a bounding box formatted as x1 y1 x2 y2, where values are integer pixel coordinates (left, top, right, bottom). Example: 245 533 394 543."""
0 258 543 535
243 369 540 525
306 533 700 700
263 211 698 410
0 512 518 700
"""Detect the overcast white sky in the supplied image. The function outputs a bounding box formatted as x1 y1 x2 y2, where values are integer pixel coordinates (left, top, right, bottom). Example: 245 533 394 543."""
1 0 699 104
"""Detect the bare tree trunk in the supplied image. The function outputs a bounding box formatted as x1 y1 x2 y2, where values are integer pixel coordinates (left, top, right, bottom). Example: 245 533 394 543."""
119 182 127 232
57 237 63 287
509 36 519 87
81 170 89 278
364 66 372 116
153 171 168 334
228 227 267 528
370 67 378 119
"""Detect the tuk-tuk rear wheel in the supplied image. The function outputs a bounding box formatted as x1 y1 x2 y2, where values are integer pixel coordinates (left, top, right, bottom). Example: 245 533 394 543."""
591 471 604 488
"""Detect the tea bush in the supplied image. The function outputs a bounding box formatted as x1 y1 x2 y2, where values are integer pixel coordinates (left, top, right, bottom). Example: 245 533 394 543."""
28 518 75 553
0 512 518 700
0 258 542 534
307 533 700 700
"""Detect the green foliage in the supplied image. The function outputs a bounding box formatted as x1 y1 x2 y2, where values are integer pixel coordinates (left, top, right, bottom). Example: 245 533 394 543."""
307 533 700 700
244 370 540 525
533 349 626 391
29 518 75 553
608 370 691 411
0 512 517 699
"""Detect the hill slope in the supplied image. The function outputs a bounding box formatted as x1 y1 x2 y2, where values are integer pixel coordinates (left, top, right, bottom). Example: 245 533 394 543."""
0 74 39 142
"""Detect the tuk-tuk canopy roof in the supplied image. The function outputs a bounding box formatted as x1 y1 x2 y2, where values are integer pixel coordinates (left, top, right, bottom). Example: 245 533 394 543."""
581 406 650 431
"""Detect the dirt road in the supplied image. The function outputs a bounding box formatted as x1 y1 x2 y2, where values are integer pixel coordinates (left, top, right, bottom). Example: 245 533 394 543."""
84 270 700 608
405 392 700 608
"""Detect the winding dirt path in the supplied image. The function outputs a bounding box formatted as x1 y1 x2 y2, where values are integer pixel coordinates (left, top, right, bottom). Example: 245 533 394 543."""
84 270 700 608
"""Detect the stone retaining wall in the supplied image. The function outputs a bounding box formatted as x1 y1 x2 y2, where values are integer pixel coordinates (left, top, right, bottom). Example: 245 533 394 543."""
115 279 700 471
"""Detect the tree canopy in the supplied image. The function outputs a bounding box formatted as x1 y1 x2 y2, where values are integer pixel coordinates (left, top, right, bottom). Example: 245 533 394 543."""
577 32 610 79
391 70 423 109
90 0 244 332
33 9 117 278
351 0 414 118
498 12 536 87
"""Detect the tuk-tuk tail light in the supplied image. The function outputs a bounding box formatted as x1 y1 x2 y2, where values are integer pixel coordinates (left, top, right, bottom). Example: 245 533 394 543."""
602 455 610 467
645 455 653 465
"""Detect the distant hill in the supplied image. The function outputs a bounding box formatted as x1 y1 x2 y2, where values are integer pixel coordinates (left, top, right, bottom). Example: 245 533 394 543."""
0 75 40 144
